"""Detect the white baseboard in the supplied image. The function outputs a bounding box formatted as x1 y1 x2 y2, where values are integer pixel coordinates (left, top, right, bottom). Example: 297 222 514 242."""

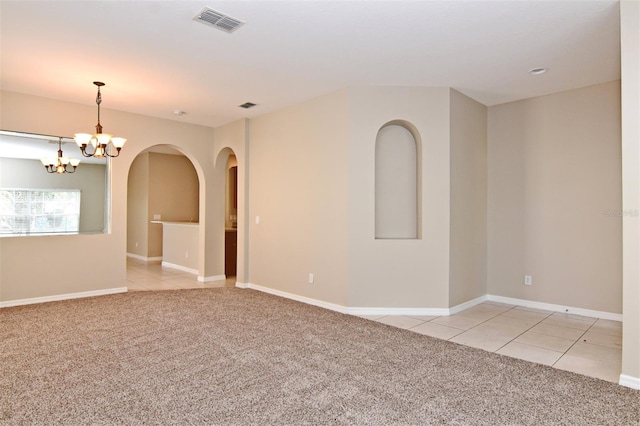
239 284 487 317
344 295 487 316
237 284 621 322
346 306 451 316
161 261 198 275
198 275 226 283
0 287 128 308
135 258 225 282
127 253 162 262
244 283 349 314
449 295 489 315
487 295 622 321
619 374 640 390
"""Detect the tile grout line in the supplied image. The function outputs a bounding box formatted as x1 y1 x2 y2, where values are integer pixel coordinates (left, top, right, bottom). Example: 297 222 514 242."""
550 328 591 368
550 320 622 367
491 307 555 353
407 305 511 335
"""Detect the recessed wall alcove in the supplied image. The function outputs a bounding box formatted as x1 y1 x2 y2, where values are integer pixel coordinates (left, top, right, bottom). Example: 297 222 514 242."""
375 120 422 239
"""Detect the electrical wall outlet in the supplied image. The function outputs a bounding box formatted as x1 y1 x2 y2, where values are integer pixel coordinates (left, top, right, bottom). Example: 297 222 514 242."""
308 273 314 284
524 275 532 286
153 214 161 220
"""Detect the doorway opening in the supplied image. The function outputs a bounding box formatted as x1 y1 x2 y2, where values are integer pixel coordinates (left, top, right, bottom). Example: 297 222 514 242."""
126 145 201 291
225 154 238 280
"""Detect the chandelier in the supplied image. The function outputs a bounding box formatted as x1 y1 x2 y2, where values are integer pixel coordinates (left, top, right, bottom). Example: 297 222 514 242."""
41 137 80 174
74 81 126 158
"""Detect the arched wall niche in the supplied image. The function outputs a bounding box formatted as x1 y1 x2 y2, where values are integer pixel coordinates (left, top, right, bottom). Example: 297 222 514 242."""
375 120 422 239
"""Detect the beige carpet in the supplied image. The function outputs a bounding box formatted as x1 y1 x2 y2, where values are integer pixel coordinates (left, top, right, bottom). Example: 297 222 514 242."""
1 288 638 425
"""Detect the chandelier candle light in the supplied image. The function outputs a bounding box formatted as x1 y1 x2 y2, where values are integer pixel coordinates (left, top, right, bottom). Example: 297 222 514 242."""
74 81 126 158
41 137 80 174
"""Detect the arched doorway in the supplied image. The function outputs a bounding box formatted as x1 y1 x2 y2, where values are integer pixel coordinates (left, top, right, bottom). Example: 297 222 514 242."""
225 153 238 279
125 145 202 291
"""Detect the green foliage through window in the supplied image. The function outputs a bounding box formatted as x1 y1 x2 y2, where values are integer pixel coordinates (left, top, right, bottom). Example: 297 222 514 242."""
0 189 81 235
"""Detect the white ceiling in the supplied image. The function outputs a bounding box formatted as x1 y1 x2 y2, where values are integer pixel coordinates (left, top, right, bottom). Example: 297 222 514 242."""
0 0 621 128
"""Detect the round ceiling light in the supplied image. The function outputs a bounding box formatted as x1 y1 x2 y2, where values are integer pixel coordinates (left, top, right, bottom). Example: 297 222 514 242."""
529 67 548 75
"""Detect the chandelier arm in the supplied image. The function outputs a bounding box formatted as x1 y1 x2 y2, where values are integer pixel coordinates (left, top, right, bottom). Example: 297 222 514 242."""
79 144 96 157
105 146 122 158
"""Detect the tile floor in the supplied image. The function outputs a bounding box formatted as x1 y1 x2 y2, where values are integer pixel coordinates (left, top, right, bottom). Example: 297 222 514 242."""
126 259 622 384
126 258 236 291
360 302 623 383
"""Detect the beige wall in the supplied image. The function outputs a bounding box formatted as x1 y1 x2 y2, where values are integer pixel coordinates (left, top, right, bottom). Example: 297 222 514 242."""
161 223 199 271
620 0 640 383
248 90 350 306
487 81 622 313
348 87 452 308
127 153 149 257
242 86 483 310
1 158 106 233
0 90 218 301
148 152 199 225
147 152 199 258
449 89 487 306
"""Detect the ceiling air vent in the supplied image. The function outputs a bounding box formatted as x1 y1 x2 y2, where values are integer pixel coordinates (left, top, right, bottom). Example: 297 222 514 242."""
193 7 245 33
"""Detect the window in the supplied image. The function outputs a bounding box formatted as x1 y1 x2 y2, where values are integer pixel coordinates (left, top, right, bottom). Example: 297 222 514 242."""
1 130 109 235
0 189 81 235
